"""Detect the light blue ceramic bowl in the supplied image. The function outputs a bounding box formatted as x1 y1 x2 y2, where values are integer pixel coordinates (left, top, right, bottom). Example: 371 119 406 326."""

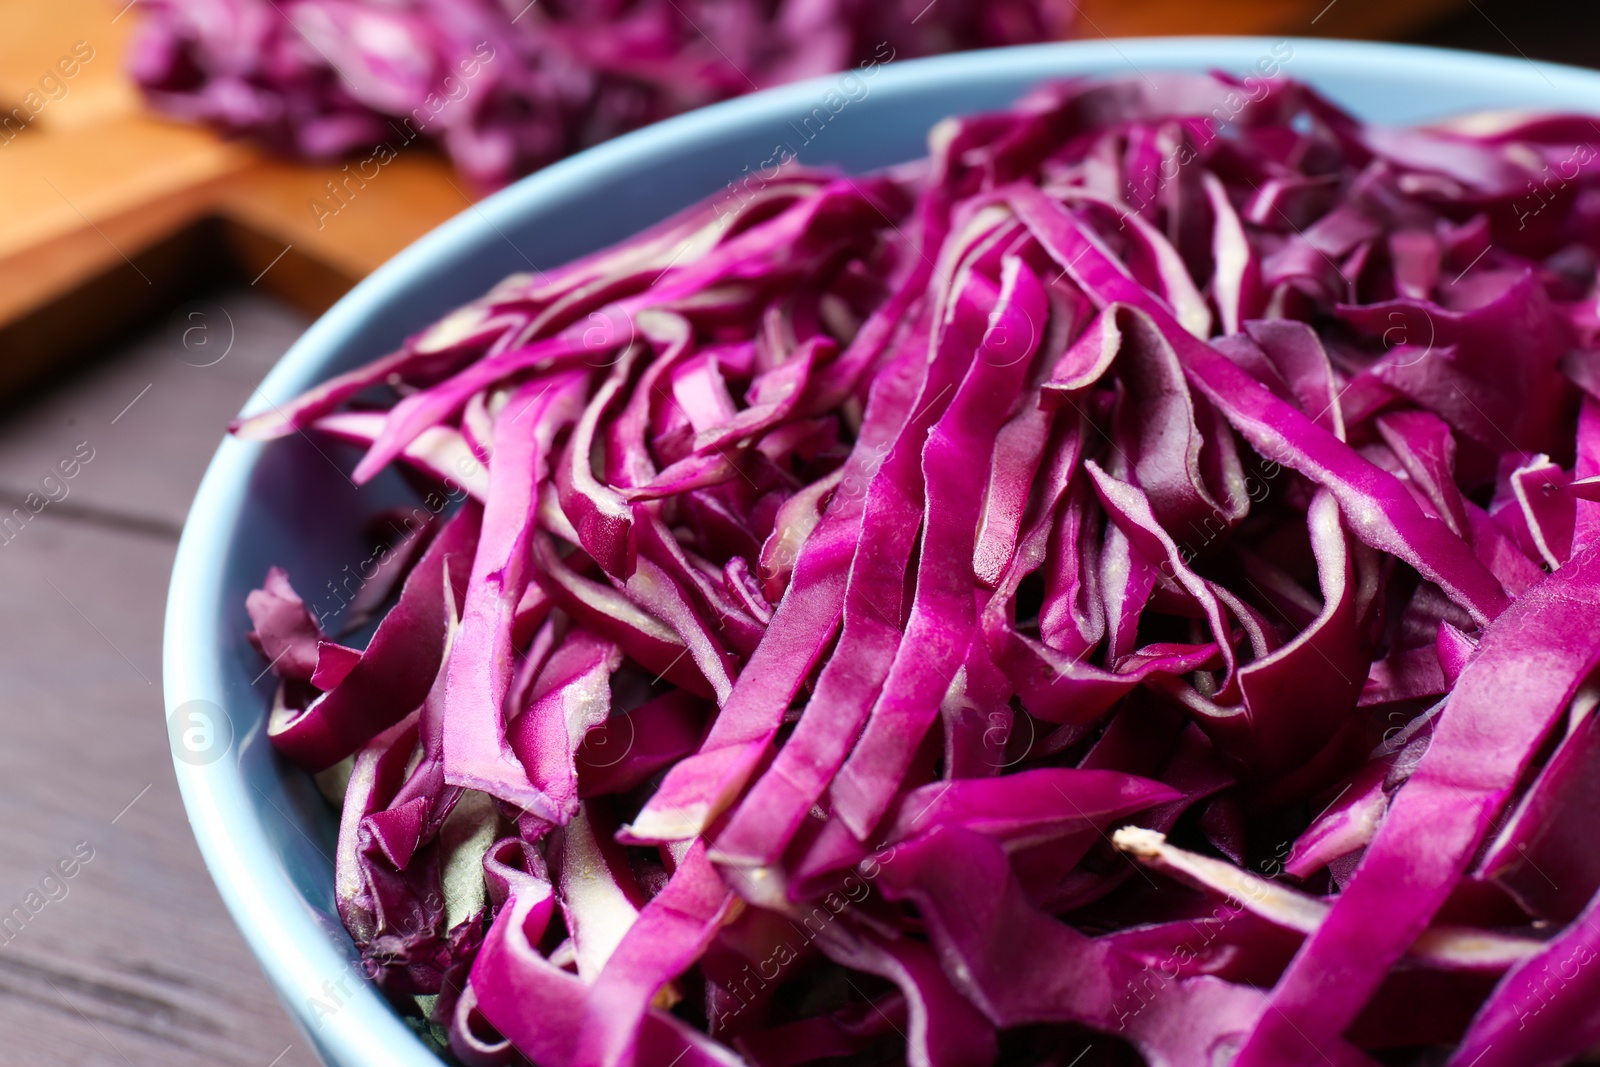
163 36 1600 1067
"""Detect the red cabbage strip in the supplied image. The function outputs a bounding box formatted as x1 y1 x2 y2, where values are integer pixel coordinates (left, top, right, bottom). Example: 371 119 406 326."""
721 557 772 626
557 345 644 580
1086 464 1241 691
670 353 737 436
1376 410 1467 538
449 982 511 1067
442 374 587 813
1006 185 1511 627
471 875 740 1067
802 247 931 414
1066 191 1211 340
692 336 826 456
811 926 998 1067
1389 230 1441 301
733 995 906 1067
1438 621 1476 683
622 451 747 502
336 715 423 946
981 431 1222 727
1097 912 1296 986
1114 828 1544 973
756 468 844 602
606 312 694 490
1041 293 1120 400
1338 271 1572 455
1574 395 1600 552
1095 507 1157 663
573 841 737 1067
616 550 739 704
1446 890 1600 1067
972 382 1058 589
940 639 1014 780
529 534 710 696
831 257 1047 837
623 342 926 843
513 194 751 311
362 584 475 877
577 691 706 799
883 823 1387 1067
1463 499 1545 595
313 412 489 503
875 823 1267 1066
791 766 1180 891
1232 543 1600 1066
617 488 851 840
1475 684 1600 920
232 335 488 441
270 502 480 771
1231 491 1376 774
507 629 621 825
636 515 763 660
1103 304 1248 540
354 333 598 483
1038 475 1103 655
559 803 645 980
641 179 906 311
1358 123 1532 195
1204 170 1263 337
1284 760 1389 880
885 768 1181 847
1502 455 1574 570
309 643 360 691
1243 321 1346 442
710 248 1004 864
246 566 343 683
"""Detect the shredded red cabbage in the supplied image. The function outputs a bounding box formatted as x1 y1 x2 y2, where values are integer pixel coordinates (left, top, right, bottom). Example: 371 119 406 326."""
129 0 1071 189
243 74 1600 1067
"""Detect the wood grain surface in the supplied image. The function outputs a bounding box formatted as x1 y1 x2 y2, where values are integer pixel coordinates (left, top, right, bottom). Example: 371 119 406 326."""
0 289 318 1067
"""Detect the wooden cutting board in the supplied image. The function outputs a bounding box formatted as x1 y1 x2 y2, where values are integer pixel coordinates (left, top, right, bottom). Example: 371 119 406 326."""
0 0 1464 404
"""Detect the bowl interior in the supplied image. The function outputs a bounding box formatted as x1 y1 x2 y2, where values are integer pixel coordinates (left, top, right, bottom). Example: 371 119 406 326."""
164 36 1600 1067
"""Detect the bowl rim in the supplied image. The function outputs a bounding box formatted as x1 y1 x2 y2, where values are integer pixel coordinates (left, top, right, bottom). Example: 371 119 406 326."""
163 34 1600 1066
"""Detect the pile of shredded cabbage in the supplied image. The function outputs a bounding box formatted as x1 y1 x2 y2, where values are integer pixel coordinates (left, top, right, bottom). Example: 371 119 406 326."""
129 0 1069 189
241 74 1600 1067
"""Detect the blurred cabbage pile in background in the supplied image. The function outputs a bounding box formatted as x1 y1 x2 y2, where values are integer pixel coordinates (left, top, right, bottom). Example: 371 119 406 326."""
128 0 1074 189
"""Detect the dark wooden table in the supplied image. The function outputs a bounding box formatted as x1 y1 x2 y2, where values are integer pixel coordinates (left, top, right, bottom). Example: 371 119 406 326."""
1 2 1594 1065
0 288 317 1067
